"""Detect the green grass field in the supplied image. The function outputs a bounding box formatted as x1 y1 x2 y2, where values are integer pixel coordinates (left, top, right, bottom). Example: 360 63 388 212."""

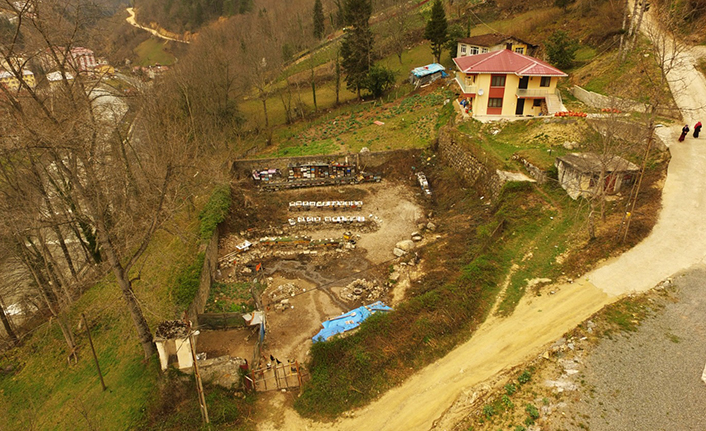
134 38 177 66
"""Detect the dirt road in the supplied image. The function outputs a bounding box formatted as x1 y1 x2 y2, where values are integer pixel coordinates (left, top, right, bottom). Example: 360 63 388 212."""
125 8 190 44
258 10 706 431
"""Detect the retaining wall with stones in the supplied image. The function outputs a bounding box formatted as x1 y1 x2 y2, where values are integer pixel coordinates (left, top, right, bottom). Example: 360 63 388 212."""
437 127 505 198
187 230 219 327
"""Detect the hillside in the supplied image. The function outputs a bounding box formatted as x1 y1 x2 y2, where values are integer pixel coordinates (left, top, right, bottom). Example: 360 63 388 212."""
0 0 684 430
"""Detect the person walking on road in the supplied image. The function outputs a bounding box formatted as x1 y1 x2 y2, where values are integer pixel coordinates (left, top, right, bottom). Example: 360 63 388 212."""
694 121 702 138
679 124 690 141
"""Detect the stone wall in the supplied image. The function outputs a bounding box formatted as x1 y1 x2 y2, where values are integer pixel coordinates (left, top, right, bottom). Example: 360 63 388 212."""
571 86 680 120
437 127 505 199
187 230 219 327
513 155 547 184
231 149 422 179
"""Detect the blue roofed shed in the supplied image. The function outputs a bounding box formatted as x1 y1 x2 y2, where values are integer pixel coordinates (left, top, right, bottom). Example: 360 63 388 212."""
312 301 392 343
409 63 447 87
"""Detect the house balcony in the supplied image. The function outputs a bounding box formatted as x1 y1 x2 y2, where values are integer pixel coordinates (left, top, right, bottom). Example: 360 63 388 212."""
454 73 477 95
515 88 556 98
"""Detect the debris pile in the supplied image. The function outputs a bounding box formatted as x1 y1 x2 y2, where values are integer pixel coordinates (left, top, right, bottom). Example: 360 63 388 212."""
155 320 189 339
269 283 306 303
339 279 384 302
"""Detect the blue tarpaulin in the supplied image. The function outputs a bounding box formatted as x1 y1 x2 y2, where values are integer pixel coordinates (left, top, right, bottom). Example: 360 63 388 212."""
312 301 393 343
411 63 445 78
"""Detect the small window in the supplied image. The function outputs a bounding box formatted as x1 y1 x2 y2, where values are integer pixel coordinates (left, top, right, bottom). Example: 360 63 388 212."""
540 77 551 87
514 47 524 54
488 98 503 108
491 75 506 87
470 46 479 55
533 99 542 107
461 45 467 54
481 48 489 53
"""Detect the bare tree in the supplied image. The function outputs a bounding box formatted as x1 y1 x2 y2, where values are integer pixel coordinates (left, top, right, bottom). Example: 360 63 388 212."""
0 0 196 358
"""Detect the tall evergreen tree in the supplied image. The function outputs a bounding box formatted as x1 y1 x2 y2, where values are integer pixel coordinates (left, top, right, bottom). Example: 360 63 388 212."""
340 0 374 97
313 0 325 39
424 0 448 63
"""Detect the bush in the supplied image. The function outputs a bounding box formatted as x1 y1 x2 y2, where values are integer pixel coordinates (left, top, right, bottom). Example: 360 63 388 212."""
505 382 517 395
518 370 532 385
502 394 514 409
525 403 540 424
198 184 231 240
365 64 396 98
172 253 205 309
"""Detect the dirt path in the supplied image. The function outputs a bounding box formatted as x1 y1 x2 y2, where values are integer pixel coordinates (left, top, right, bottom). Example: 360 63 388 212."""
258 10 706 431
125 8 190 44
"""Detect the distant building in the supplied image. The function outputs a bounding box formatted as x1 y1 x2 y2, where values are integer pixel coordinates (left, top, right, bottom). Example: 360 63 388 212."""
453 49 567 118
555 153 639 200
0 69 35 91
39 46 97 75
457 33 537 57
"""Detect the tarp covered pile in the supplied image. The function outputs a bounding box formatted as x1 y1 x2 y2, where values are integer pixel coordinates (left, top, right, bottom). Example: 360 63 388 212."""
312 301 392 343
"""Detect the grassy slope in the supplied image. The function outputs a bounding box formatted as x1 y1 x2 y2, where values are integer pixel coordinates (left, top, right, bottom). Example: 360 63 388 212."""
0 203 203 430
134 37 177 66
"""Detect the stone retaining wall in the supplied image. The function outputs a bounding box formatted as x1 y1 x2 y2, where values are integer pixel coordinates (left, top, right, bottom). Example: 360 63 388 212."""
437 127 505 199
187 230 219 327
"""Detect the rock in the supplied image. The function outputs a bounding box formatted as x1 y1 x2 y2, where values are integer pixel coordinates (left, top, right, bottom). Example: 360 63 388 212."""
396 240 415 251
411 232 423 242
360 147 370 153
417 222 427 231
562 141 579 150
281 299 290 305
393 247 406 257
242 267 252 274
426 221 437 232
390 272 400 281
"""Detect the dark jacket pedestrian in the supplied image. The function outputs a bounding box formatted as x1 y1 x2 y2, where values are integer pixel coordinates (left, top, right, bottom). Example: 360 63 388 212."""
694 121 702 138
679 124 690 142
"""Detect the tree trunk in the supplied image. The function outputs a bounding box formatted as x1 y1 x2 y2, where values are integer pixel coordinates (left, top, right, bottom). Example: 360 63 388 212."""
0 294 18 345
261 93 269 129
99 236 155 358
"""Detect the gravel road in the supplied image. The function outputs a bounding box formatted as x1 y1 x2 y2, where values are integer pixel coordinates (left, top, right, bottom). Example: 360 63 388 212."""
572 266 706 431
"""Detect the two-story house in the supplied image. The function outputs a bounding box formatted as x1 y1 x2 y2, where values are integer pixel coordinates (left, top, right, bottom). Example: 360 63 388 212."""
456 33 537 58
453 49 567 118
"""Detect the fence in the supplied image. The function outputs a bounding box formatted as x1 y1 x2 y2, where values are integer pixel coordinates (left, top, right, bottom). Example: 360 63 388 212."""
247 361 303 392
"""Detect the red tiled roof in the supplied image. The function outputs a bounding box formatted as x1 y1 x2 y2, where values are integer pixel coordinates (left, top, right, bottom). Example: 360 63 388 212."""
453 49 567 77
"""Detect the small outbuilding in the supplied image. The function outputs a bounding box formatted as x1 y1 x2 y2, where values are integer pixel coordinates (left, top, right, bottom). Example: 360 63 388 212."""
555 153 639 200
409 63 446 88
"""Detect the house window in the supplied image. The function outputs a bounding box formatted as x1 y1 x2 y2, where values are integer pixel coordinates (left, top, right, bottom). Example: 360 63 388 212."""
470 46 479 55
488 98 503 108
461 45 467 54
491 75 506 87
533 99 542 107
481 48 489 53
514 47 525 54
540 77 551 87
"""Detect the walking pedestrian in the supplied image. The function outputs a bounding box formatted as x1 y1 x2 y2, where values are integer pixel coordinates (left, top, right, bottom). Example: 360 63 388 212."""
679 124 690 142
694 121 702 138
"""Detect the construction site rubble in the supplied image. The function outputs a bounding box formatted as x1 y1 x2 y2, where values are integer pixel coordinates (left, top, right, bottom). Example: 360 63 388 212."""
155 320 189 339
338 279 384 302
269 283 306 302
